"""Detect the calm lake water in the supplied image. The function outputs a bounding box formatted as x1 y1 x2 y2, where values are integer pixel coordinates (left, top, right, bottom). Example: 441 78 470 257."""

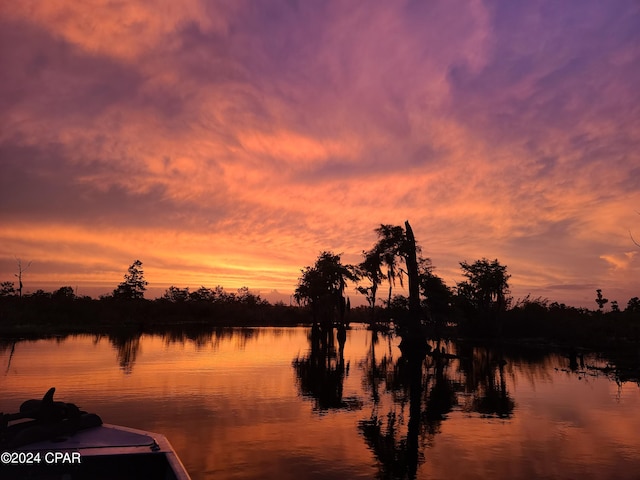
2 325 640 479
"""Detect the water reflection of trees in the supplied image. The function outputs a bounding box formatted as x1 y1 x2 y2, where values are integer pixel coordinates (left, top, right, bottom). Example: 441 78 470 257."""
160 326 260 350
292 325 361 411
0 338 17 354
108 333 141 374
456 344 515 418
357 334 517 479
3 340 16 374
358 332 461 479
106 327 264 373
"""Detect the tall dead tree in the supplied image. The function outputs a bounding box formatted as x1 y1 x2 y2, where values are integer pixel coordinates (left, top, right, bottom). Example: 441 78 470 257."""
14 258 32 298
403 221 421 327
399 221 429 357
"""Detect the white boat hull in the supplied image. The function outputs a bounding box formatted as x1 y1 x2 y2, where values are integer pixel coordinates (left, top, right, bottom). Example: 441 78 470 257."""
3 423 191 479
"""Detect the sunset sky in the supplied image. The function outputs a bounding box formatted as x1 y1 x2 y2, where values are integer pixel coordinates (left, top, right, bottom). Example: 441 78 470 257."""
1 0 639 308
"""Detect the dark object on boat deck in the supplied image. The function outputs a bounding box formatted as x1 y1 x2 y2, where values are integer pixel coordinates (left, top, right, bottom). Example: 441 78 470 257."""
19 387 81 422
1 387 102 449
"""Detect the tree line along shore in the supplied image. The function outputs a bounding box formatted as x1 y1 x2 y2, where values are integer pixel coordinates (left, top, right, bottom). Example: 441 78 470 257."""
2 222 639 351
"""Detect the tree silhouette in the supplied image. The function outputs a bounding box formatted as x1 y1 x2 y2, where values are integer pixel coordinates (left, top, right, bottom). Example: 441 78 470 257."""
236 286 267 306
356 247 386 324
595 289 609 311
418 262 452 333
113 260 148 300
457 258 510 333
294 251 357 326
374 225 407 309
369 221 429 354
189 286 215 302
610 300 620 313
403 221 421 331
625 297 640 316
163 285 189 302
52 286 75 300
14 258 32 298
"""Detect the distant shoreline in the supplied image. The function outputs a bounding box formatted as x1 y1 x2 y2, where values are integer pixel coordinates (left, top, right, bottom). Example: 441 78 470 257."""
0 296 311 337
1 295 639 352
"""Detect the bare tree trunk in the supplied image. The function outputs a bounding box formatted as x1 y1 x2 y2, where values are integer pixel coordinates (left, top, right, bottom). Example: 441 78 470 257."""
15 258 32 298
404 221 421 324
400 221 429 358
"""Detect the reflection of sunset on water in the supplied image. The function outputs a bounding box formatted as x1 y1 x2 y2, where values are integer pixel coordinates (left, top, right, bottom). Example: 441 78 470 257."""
1 1 639 307
2 327 640 479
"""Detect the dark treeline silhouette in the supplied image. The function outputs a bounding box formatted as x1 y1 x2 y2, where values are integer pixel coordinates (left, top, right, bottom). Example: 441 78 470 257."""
0 291 306 335
0 260 306 335
2 224 640 350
